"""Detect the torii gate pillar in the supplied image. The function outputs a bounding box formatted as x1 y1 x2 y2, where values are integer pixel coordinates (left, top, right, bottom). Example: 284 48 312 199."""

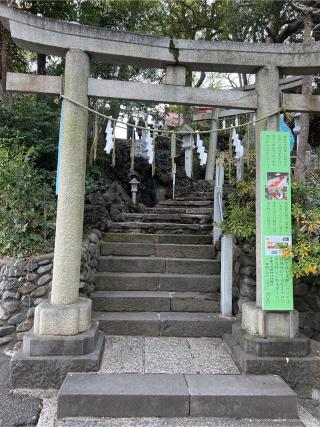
241 66 299 337
34 49 92 335
10 49 105 389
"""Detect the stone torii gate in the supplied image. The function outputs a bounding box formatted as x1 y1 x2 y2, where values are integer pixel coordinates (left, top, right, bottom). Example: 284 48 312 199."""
1 4 320 387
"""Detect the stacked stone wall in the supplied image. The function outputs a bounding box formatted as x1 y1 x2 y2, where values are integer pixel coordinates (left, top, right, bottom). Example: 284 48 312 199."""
0 229 101 347
233 245 320 341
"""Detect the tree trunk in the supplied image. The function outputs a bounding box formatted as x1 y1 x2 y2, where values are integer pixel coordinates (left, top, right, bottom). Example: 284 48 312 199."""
0 22 8 94
294 13 313 181
205 108 219 181
37 53 47 75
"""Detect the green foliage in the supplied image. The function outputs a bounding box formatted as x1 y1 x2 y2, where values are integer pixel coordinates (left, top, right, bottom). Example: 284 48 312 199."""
220 176 320 281
85 164 110 194
0 139 56 257
0 95 60 170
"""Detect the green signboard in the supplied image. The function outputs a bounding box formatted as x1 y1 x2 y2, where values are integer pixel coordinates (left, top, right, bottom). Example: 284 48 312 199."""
260 131 293 311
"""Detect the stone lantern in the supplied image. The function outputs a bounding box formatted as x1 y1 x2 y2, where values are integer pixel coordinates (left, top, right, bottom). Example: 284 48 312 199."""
129 177 140 205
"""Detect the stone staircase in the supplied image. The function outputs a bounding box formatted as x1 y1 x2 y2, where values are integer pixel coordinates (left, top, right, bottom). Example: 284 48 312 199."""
91 186 234 337
56 184 301 424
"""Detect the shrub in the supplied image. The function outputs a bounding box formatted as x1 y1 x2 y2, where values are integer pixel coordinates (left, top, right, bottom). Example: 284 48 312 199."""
220 174 320 281
0 139 56 257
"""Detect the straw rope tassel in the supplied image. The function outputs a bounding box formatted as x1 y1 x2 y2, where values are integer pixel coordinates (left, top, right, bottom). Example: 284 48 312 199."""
130 128 136 172
190 134 194 179
112 121 116 167
171 133 177 198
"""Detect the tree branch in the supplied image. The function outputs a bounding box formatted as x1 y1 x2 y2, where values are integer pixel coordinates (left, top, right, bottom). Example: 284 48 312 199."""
194 71 206 88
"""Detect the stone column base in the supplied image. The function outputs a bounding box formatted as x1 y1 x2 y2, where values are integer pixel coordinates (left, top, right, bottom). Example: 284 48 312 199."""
9 321 105 389
223 322 320 392
34 297 91 335
242 302 299 338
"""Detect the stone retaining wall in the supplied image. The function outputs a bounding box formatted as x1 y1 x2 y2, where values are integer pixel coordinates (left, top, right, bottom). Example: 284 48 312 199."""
0 229 101 347
233 245 320 341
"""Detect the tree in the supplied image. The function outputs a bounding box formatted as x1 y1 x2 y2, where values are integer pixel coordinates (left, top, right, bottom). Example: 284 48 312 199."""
290 1 320 181
15 0 76 75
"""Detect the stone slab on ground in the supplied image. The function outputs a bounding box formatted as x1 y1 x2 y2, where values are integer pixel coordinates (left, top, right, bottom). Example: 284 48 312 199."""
56 418 304 427
160 312 234 337
94 312 234 337
98 256 220 275
9 332 105 389
0 351 42 426
102 233 212 245
57 373 190 418
94 312 160 336
57 372 298 419
101 241 214 259
186 374 297 419
99 336 239 375
94 272 220 293
92 291 219 313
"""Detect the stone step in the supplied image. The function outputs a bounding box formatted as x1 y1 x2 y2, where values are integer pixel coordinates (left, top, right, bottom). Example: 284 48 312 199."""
158 200 212 207
98 256 220 274
174 194 214 201
108 221 212 234
102 233 212 245
57 373 298 419
92 311 234 337
95 272 220 292
101 242 215 258
123 212 212 224
91 291 220 313
144 207 213 214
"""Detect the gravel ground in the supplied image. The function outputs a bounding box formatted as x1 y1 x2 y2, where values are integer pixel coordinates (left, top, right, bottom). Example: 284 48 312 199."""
1 336 320 427
0 351 42 427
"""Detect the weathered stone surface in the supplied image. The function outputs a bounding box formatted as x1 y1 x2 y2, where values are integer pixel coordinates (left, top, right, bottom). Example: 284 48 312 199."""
38 259 51 266
3 301 19 313
311 312 320 332
30 285 49 298
95 312 160 336
9 333 105 389
239 283 255 300
0 325 15 337
294 282 309 297
99 257 166 273
92 291 170 312
23 322 99 356
19 282 37 295
186 374 297 419
37 264 52 275
57 373 189 418
16 320 33 332
0 335 14 345
8 312 27 326
37 274 51 287
224 332 320 389
2 291 18 301
160 313 234 337
0 307 9 321
239 266 256 276
170 292 220 313
232 323 310 357
4 279 20 291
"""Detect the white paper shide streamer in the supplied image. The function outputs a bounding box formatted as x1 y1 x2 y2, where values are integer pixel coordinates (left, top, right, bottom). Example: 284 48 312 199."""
145 129 154 165
232 127 243 159
104 119 113 154
196 132 207 166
